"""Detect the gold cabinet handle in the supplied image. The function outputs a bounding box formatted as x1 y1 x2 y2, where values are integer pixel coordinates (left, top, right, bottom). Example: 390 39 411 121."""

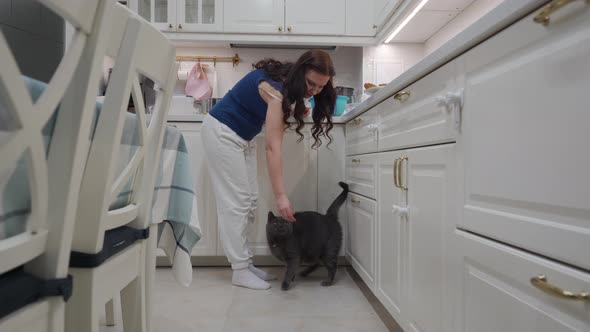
287 26 292 32
372 24 378 29
278 26 283 32
352 159 361 163
178 23 183 29
393 158 400 188
350 198 361 204
531 275 590 302
396 156 408 191
533 0 589 26
393 91 410 102
168 23 173 28
352 118 363 125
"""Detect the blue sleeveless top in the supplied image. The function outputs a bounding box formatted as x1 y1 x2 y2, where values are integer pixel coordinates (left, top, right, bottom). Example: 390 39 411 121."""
209 69 283 141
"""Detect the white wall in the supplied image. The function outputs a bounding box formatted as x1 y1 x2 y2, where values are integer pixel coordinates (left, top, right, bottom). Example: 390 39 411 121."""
362 43 424 97
174 46 363 99
424 0 505 55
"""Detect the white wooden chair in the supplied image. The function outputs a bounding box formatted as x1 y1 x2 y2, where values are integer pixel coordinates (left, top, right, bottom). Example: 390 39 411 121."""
65 3 176 332
0 0 114 331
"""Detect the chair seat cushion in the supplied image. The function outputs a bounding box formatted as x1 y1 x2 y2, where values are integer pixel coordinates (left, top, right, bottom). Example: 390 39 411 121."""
0 268 72 320
69 226 149 268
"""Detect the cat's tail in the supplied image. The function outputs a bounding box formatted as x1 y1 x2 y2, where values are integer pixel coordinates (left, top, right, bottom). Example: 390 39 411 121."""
326 182 349 217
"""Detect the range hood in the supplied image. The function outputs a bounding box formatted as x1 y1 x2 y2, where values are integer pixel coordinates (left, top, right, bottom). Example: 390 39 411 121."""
230 43 337 50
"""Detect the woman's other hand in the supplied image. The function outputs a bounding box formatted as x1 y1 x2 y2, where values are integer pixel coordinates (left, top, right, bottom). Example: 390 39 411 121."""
276 195 296 222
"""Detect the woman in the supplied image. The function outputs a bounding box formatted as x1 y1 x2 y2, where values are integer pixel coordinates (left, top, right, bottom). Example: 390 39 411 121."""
201 50 336 290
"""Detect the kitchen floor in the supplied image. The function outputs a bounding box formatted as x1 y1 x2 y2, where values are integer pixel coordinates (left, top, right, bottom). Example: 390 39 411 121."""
100 266 394 332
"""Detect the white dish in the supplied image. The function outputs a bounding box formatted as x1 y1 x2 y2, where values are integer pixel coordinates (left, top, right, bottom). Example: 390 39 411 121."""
364 86 383 95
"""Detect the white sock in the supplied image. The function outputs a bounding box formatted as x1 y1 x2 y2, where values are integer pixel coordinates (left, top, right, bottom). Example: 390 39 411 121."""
232 268 271 290
248 264 277 281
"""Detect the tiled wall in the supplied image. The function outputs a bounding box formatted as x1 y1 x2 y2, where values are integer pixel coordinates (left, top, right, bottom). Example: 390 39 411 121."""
174 46 363 99
0 0 64 82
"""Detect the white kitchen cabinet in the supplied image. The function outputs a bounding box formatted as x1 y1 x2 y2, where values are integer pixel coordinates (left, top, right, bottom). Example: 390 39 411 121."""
346 154 378 200
455 230 590 332
242 125 319 256
130 0 223 32
345 108 379 156
168 122 218 255
457 2 590 270
224 0 345 35
223 0 285 34
404 144 454 332
317 125 347 256
374 0 401 30
376 150 405 325
377 58 458 152
347 193 377 290
285 0 345 35
346 0 377 36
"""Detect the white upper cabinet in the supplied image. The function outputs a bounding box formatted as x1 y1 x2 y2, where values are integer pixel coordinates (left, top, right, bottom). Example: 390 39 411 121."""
285 0 345 35
457 2 590 271
131 0 223 32
177 0 223 32
374 0 400 29
223 0 284 34
346 0 378 36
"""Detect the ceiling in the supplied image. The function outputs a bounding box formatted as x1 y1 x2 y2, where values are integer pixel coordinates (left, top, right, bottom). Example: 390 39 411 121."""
389 0 477 43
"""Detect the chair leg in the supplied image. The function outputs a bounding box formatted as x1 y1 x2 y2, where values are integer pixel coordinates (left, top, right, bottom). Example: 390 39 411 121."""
121 275 146 332
66 271 100 332
105 297 116 326
145 225 158 332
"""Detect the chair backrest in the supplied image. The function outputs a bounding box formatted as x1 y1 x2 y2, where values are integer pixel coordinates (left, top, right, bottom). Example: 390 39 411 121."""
0 0 113 279
70 4 177 253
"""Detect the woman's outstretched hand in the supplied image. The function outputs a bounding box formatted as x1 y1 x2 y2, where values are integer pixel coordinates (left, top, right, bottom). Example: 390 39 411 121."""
276 194 296 222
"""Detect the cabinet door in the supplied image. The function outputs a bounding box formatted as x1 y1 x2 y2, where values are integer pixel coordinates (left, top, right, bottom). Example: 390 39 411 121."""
345 108 379 156
246 127 318 255
456 230 590 332
134 0 176 32
376 151 406 323
177 0 222 32
346 0 377 36
374 0 401 29
457 3 590 270
223 0 284 34
285 0 344 35
169 123 217 256
347 193 377 290
378 59 457 152
405 144 454 332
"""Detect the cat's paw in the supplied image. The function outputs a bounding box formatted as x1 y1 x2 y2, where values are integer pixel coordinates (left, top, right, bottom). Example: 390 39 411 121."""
321 280 333 287
281 281 291 291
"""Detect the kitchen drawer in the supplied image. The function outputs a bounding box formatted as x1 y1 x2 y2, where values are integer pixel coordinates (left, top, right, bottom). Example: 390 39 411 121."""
455 230 590 332
457 2 590 270
378 58 458 152
346 154 378 199
345 108 379 156
347 193 376 290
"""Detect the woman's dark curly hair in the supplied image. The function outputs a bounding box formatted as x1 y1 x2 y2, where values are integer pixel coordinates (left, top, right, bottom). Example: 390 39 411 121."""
254 50 336 148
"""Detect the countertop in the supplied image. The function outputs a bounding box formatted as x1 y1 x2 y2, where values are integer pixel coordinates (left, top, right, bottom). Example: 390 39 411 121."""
339 0 543 123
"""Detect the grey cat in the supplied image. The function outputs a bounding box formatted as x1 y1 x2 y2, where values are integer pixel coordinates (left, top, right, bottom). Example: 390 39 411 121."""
266 182 349 290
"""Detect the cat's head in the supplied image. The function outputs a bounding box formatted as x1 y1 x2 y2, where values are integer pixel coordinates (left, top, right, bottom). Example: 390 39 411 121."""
266 211 293 238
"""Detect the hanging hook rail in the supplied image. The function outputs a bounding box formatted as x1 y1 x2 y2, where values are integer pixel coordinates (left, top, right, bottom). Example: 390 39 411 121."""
175 54 240 67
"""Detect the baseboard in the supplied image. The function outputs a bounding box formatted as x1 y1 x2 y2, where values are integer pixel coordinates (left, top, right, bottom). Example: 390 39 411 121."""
156 255 351 267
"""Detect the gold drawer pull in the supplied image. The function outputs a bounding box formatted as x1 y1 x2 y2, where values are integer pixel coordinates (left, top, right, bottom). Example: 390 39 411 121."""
352 159 361 163
531 275 590 302
350 198 361 204
534 0 589 26
393 158 400 188
352 118 363 125
393 91 410 102
395 156 408 191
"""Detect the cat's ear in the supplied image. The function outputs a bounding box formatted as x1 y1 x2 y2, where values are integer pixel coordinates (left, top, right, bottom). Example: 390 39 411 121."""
268 211 275 220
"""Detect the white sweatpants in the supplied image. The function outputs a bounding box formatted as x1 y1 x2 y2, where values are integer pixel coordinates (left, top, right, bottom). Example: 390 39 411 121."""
201 115 258 270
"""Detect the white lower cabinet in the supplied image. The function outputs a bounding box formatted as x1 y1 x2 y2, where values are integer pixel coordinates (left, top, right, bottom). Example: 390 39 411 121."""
375 144 455 332
455 230 590 332
168 122 218 256
346 193 377 290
